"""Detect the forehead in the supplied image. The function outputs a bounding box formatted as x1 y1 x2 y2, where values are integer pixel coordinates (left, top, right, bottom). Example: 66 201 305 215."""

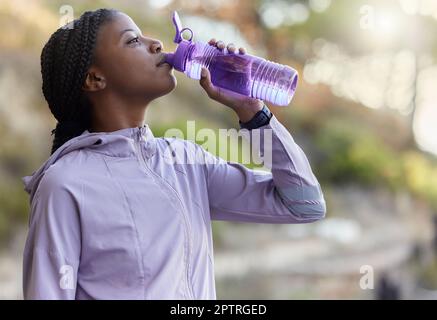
97 12 141 44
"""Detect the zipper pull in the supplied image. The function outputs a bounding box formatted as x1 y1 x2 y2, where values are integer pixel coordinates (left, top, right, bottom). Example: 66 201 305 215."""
137 126 147 142
137 127 141 141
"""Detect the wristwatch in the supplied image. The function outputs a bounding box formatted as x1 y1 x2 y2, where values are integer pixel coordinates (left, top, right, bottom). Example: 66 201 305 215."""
239 103 273 130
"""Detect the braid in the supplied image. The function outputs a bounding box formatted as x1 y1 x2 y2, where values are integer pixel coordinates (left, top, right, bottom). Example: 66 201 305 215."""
40 8 117 155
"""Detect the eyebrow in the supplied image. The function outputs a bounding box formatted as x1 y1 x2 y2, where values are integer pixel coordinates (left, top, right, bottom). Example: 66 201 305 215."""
119 28 138 37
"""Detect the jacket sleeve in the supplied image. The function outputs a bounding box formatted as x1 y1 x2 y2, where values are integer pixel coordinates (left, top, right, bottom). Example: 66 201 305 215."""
23 172 81 300
200 114 326 224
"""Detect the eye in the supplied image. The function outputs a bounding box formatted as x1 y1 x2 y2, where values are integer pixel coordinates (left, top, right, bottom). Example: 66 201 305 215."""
127 36 140 45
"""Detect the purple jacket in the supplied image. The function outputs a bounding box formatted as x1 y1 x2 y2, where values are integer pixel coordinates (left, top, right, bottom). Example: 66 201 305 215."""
21 115 326 300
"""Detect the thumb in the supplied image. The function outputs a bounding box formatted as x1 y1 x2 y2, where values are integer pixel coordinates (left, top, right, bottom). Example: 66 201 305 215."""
199 67 218 99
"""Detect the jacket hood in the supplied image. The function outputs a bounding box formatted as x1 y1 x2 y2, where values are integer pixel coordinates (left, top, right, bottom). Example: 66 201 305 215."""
22 124 156 202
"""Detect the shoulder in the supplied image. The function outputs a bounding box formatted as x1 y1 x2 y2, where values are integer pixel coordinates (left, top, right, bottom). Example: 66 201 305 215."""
28 156 83 228
35 151 86 201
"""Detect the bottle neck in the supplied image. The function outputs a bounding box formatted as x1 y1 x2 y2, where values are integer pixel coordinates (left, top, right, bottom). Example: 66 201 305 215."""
166 41 193 72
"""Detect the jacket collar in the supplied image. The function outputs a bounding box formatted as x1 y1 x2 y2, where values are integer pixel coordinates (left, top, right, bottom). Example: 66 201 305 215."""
82 124 157 159
22 124 157 201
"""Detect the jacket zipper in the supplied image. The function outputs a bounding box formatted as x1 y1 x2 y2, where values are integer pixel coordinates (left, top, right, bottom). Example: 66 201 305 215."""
134 127 194 299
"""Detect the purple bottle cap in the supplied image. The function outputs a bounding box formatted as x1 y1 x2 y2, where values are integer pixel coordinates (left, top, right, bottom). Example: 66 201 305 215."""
172 10 184 44
163 11 194 72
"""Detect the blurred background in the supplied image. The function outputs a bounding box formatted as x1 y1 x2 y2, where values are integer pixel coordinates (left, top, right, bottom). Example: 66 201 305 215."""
1 0 437 299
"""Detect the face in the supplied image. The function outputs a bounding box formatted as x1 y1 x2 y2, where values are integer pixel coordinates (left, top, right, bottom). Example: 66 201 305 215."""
87 12 176 103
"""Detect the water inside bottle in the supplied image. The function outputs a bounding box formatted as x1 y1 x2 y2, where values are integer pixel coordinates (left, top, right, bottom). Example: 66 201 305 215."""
188 53 297 105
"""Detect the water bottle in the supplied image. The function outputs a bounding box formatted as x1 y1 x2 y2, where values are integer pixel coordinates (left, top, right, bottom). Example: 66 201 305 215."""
162 11 298 107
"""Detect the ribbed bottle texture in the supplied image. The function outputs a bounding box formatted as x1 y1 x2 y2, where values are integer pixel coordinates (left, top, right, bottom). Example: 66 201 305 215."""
184 42 298 106
251 60 298 106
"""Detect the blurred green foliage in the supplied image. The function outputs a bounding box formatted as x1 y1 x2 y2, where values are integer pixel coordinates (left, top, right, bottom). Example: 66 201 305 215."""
0 181 29 243
314 119 403 188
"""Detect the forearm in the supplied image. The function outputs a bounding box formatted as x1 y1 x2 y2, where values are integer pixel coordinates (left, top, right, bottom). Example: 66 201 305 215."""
254 115 326 218
204 104 326 223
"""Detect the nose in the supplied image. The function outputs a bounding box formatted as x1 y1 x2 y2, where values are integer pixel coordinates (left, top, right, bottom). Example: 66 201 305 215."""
150 40 164 53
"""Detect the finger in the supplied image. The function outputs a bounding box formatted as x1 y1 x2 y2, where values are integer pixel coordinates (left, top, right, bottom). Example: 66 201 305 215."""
199 67 218 99
208 38 216 45
216 40 225 49
238 47 246 54
227 43 236 53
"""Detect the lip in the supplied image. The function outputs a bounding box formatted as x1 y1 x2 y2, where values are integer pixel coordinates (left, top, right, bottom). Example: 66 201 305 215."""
156 55 168 67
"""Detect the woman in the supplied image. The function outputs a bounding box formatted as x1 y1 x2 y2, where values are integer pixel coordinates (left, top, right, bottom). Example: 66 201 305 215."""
22 8 326 300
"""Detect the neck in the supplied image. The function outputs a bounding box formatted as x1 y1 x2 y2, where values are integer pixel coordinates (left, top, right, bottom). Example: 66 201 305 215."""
89 93 150 133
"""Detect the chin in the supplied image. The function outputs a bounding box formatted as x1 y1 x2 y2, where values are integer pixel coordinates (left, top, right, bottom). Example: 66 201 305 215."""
154 78 177 99
165 75 177 93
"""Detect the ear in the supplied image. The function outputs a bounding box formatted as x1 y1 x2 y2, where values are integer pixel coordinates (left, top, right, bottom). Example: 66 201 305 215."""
82 68 106 92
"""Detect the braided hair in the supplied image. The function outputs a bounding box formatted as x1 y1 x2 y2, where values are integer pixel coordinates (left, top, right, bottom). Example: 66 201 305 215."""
40 8 118 155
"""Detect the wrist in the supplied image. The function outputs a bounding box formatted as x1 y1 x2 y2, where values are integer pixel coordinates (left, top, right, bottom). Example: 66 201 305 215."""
239 103 273 130
234 100 264 123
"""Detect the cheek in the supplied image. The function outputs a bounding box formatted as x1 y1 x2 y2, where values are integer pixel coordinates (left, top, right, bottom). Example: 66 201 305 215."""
104 57 147 88
120 53 158 83
98 43 152 76
102 49 172 93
